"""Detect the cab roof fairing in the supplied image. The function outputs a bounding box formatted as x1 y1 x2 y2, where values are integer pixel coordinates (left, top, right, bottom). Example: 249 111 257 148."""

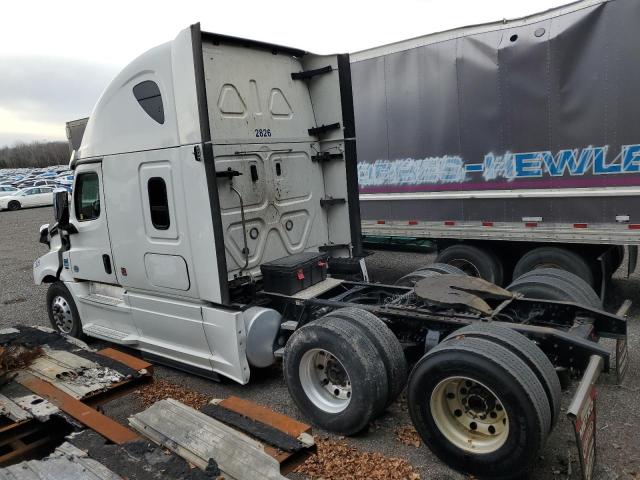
77 26 201 160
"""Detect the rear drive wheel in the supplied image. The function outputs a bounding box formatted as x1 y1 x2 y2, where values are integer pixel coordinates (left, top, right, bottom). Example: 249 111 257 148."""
508 273 600 308
513 247 594 288
46 282 83 337
445 323 561 429
395 262 467 287
416 262 466 276
7 200 21 211
329 308 407 408
436 245 504 286
395 269 440 287
513 268 601 308
284 317 388 434
408 336 550 479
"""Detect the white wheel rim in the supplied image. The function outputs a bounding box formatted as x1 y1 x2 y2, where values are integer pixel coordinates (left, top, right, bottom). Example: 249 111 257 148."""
430 376 509 453
51 296 74 333
299 348 351 413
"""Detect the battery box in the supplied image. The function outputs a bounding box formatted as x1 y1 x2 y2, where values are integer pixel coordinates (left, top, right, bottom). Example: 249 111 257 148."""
260 252 328 295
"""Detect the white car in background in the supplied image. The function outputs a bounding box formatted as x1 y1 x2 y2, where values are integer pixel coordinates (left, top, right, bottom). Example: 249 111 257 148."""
0 186 19 197
0 187 55 211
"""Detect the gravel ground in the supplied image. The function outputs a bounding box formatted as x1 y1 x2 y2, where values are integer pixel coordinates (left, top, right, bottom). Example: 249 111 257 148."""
1 207 638 479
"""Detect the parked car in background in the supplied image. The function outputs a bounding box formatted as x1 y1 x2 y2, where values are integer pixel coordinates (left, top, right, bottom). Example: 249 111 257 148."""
0 187 55 211
0 185 19 197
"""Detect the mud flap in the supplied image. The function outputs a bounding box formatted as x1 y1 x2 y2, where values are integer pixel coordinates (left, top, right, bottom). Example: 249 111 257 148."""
616 337 629 384
567 355 603 480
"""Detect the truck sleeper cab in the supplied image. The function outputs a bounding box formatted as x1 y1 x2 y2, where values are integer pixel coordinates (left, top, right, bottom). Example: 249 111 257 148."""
34 24 360 384
34 24 628 480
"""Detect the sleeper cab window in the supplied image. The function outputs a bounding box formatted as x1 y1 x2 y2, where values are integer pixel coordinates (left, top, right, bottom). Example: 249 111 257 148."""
148 177 170 230
133 80 164 124
74 172 100 221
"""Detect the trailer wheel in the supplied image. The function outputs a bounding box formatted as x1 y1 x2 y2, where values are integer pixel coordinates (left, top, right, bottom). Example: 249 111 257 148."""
513 247 594 288
46 282 83 337
329 308 408 408
444 324 561 429
284 317 389 435
514 268 602 308
408 337 550 479
611 245 625 273
508 274 600 308
435 245 504 286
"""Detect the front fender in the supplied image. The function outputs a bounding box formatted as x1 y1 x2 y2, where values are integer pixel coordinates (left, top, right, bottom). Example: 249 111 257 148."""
33 250 60 285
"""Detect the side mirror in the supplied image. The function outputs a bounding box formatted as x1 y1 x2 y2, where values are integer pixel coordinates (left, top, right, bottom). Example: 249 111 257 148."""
53 189 70 226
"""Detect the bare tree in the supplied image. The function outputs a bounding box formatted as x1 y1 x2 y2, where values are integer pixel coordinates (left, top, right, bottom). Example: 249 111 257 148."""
0 141 69 169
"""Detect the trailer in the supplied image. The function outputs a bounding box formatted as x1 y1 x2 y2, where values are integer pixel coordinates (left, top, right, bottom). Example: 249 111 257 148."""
352 0 640 294
34 23 628 479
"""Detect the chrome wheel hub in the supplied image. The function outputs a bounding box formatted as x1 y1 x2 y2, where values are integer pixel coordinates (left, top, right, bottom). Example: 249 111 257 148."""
51 296 73 333
299 348 351 413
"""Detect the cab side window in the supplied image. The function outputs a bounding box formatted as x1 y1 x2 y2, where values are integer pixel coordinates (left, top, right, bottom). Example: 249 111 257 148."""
74 172 101 221
147 177 170 230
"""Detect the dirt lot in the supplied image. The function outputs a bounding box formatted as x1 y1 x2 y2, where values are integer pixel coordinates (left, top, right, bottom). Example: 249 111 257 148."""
1 206 638 479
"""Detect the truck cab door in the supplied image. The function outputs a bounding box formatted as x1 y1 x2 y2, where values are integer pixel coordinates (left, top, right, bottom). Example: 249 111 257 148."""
68 164 117 284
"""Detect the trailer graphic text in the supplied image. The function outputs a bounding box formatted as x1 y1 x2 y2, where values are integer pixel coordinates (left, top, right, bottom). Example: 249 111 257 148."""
358 144 640 188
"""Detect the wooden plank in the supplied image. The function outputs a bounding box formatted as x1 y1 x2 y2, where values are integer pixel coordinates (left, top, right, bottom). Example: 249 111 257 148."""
219 396 311 437
97 348 153 375
17 374 138 445
217 396 314 472
129 399 285 480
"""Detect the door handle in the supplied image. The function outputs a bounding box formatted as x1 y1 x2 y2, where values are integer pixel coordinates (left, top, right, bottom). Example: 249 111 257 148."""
102 254 112 275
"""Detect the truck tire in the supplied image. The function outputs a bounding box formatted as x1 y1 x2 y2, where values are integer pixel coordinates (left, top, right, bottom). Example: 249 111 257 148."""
611 245 625 274
435 245 504 286
329 308 408 408
7 200 21 211
508 274 599 308
283 317 389 435
444 324 561 429
416 263 466 276
512 247 594 288
407 336 550 479
46 282 83 338
395 269 440 287
514 268 602 308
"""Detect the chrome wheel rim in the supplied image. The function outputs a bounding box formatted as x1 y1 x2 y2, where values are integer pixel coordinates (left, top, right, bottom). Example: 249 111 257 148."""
430 376 509 453
51 296 73 333
299 348 351 413
448 259 481 278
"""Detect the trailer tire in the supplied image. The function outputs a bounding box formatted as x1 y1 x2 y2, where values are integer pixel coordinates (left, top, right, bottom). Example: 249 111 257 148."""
508 274 599 308
395 269 441 287
417 262 466 276
435 245 504 285
611 245 625 273
408 336 550 479
46 282 83 338
513 247 594 288
514 268 602 308
444 324 561 429
329 308 408 408
284 317 389 435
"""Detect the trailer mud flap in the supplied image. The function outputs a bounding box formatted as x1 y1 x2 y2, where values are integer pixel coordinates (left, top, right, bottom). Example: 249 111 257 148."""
567 355 603 480
616 337 629 384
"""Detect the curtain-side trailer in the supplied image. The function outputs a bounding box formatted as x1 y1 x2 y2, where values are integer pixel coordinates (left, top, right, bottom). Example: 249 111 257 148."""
352 0 640 293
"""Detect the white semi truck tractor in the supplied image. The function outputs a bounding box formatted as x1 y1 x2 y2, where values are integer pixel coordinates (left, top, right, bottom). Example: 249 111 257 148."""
34 24 628 479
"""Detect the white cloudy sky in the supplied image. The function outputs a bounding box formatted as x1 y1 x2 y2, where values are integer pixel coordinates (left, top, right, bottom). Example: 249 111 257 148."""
0 0 570 147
